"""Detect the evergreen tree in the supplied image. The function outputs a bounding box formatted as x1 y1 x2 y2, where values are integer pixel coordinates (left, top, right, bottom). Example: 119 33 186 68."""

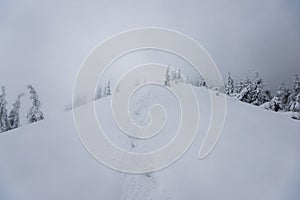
237 85 252 103
225 72 234 96
237 76 254 103
106 81 111 96
242 76 252 89
164 65 171 87
176 69 182 83
102 81 111 97
27 85 44 123
290 94 300 120
288 75 300 111
264 89 272 102
251 73 268 106
95 86 102 100
293 74 300 94
0 86 9 132
252 86 264 106
269 96 283 112
170 68 177 82
275 82 290 106
236 80 244 94
8 94 24 129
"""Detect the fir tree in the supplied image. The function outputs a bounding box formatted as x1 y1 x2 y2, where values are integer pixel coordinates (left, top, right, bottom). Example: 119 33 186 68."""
27 85 44 123
237 76 254 103
95 86 102 100
290 94 300 120
293 74 300 94
164 65 171 87
176 69 182 83
276 82 290 106
171 68 177 82
102 81 111 97
237 85 252 103
8 94 24 129
225 72 234 96
288 75 300 111
106 81 111 96
236 80 244 94
264 89 272 102
252 86 264 106
269 96 283 112
251 73 268 106
0 86 9 132
242 76 252 89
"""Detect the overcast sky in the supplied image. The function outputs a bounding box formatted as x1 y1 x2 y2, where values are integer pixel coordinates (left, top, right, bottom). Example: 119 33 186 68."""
0 0 300 113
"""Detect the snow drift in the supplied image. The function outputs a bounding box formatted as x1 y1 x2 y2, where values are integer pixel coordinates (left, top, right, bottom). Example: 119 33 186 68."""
0 86 300 200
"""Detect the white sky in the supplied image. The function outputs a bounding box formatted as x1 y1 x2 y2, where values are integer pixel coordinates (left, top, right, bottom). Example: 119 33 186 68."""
0 0 300 113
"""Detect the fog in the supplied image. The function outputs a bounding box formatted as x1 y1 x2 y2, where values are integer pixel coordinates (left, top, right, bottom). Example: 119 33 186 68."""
1 0 300 113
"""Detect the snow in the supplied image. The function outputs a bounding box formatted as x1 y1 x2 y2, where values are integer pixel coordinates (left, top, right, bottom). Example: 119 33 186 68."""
0 85 300 200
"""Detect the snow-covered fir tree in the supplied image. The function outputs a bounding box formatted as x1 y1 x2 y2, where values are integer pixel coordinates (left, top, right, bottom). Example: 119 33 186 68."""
27 85 44 123
0 86 9 132
237 84 252 103
95 86 102 100
170 68 177 82
225 72 234 96
236 80 244 94
176 69 182 83
8 94 24 129
164 65 171 87
102 81 112 97
252 86 264 106
236 75 255 103
264 89 272 102
269 96 283 112
290 94 300 120
251 73 268 106
242 76 252 89
275 82 290 107
293 74 300 94
287 75 300 111
105 81 111 96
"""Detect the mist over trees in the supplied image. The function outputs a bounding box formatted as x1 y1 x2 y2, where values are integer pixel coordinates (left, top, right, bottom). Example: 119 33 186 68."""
65 64 300 121
65 80 112 111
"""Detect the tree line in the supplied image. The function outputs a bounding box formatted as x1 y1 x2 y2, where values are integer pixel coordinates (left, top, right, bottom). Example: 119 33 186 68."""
65 80 112 111
163 65 300 120
0 85 44 133
224 72 300 120
66 64 300 121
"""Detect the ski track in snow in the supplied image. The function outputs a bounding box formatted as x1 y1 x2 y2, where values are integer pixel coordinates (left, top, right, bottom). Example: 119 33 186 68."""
120 88 159 200
1 85 300 200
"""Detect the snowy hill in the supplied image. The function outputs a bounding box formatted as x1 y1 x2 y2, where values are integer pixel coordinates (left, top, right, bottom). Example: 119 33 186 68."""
0 86 300 200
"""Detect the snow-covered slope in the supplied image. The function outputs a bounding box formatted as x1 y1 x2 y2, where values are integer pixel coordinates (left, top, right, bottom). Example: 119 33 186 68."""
0 86 300 200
